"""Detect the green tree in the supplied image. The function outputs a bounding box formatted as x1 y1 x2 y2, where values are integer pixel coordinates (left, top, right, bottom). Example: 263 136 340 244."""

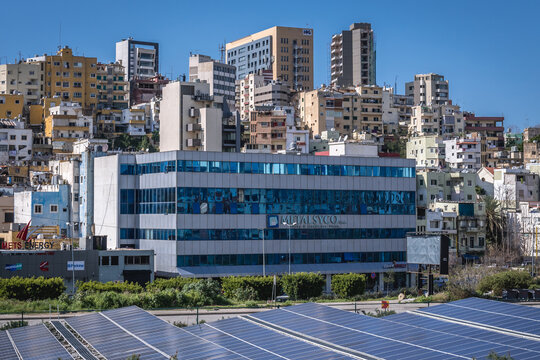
484 196 503 246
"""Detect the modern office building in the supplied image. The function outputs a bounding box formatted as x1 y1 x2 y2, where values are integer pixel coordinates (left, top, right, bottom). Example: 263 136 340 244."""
331 23 376 87
188 54 236 108
405 73 449 106
226 26 314 91
115 38 159 80
93 150 416 281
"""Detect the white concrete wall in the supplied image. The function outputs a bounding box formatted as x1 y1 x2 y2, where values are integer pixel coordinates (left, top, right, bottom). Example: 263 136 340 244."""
93 155 121 249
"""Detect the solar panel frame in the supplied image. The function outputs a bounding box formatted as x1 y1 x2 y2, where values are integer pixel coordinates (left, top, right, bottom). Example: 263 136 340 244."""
0 330 20 360
8 323 72 360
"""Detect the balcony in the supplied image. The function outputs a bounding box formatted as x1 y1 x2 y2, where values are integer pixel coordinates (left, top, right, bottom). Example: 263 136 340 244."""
186 123 202 132
186 138 202 147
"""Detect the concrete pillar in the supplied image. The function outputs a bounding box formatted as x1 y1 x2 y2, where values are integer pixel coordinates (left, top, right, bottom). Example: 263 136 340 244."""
325 274 332 294
379 272 384 292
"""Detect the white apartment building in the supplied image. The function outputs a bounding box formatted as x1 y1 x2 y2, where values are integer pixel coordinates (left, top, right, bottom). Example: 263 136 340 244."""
236 73 267 121
382 87 400 135
188 54 236 109
115 38 159 80
444 138 482 170
120 108 146 136
0 63 43 105
406 135 445 168
132 97 160 132
494 168 540 210
405 73 449 106
409 103 464 137
46 102 93 154
0 119 32 163
160 81 225 152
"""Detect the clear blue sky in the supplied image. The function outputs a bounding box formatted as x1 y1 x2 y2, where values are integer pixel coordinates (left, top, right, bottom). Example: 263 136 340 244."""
1 0 538 131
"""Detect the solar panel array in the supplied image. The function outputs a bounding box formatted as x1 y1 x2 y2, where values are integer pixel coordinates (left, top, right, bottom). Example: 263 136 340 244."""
1 297 540 359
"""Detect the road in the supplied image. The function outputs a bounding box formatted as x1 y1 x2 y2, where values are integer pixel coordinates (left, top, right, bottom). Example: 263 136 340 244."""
3 300 540 327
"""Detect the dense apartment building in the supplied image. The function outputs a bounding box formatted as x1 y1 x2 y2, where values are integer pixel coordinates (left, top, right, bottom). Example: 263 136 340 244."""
0 94 24 119
444 137 482 170
405 73 449 106
160 81 240 152
330 23 376 87
464 113 504 167
235 70 274 121
0 63 43 105
247 106 308 153
226 26 314 91
406 135 445 169
26 47 98 109
44 101 93 154
297 86 383 136
524 126 540 142
115 38 159 80
96 62 129 110
494 168 540 210
130 75 168 105
188 54 236 108
0 119 32 164
409 103 464 137
524 141 540 165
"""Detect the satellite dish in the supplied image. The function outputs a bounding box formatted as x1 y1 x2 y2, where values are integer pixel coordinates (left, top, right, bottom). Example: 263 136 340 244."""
343 135 348 142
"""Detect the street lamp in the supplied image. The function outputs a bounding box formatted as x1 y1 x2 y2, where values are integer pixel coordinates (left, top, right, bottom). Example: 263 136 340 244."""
66 222 75 295
282 221 297 275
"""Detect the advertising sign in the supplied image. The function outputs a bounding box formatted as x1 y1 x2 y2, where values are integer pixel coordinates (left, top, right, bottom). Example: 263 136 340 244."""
39 261 49 272
5 263 22 271
67 261 85 271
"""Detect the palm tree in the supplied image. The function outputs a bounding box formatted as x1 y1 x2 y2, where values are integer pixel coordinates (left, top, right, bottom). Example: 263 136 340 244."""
484 196 503 246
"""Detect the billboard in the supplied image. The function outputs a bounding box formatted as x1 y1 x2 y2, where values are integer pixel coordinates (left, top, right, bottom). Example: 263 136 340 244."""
407 235 441 265
67 261 85 271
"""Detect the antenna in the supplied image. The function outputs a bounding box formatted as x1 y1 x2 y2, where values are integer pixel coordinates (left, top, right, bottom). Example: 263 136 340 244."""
219 42 226 63
394 75 398 92
58 22 62 50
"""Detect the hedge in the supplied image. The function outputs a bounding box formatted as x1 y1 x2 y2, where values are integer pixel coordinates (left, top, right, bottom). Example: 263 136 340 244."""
331 273 367 298
478 270 533 296
221 276 278 300
281 273 325 300
0 277 66 301
145 277 200 291
77 281 143 294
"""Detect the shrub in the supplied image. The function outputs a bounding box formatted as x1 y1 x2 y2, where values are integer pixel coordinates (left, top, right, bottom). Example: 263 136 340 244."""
77 281 143 294
0 321 28 330
0 277 66 301
221 276 277 300
478 270 533 296
146 277 200 291
331 273 367 298
281 273 325 300
447 265 499 301
180 279 225 307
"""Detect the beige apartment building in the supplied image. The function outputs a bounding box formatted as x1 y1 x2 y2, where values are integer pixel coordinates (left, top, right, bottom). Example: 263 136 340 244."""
27 46 98 109
226 26 314 91
45 101 93 154
96 62 129 110
0 63 43 105
297 86 383 136
406 73 449 106
409 103 464 137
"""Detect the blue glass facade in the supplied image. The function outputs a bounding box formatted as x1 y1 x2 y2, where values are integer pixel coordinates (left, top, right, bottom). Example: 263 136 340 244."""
120 160 415 178
120 227 415 241
177 251 406 267
120 187 415 215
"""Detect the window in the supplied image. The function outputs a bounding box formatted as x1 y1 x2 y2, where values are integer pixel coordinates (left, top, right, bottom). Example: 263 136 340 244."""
34 204 42 214
50 204 58 213
101 256 109 265
111 256 119 265
4 212 13 223
21 135 27 140
124 256 150 265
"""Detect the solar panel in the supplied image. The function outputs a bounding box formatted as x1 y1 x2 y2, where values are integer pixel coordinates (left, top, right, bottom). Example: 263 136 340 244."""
8 323 72 360
417 297 540 338
254 302 540 360
66 311 165 360
383 312 540 359
251 303 457 360
101 306 243 360
0 330 19 360
187 317 354 360
50 320 98 360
